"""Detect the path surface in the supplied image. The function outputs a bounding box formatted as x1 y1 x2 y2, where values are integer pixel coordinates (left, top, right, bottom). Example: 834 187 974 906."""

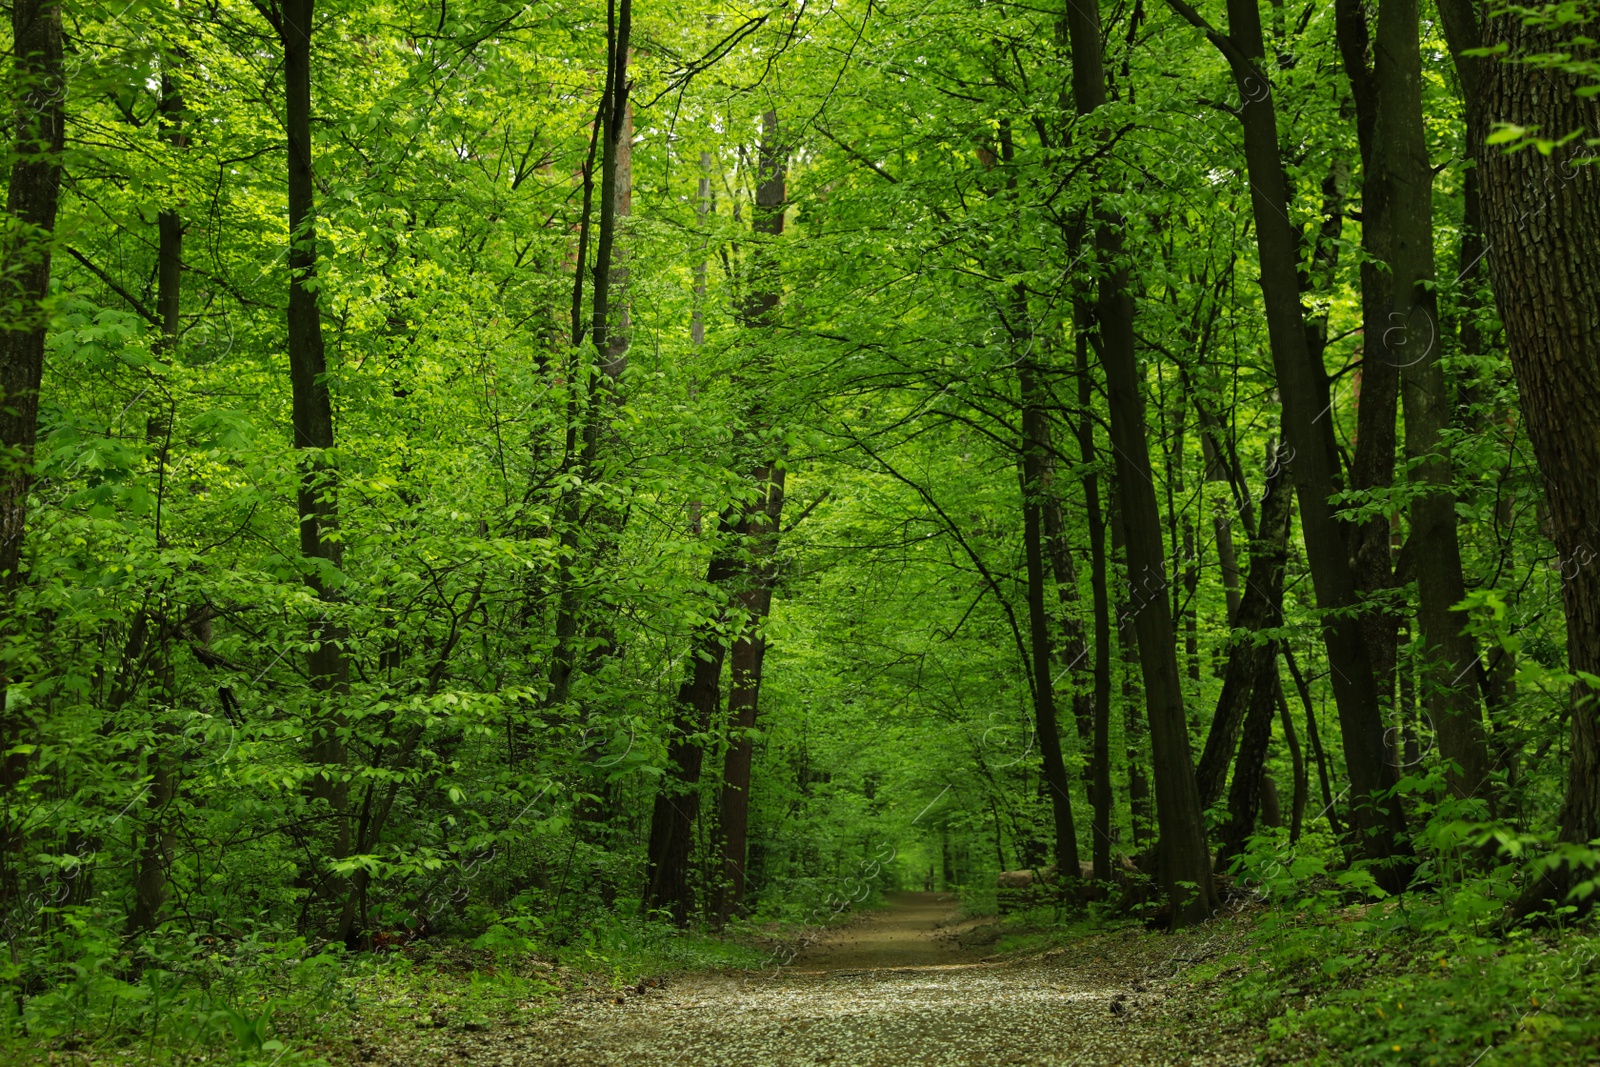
374 892 1254 1066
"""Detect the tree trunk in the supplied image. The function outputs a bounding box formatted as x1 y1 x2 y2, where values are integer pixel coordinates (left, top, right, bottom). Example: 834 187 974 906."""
1217 661 1281 869
713 112 788 925
1285 646 1344 838
1374 0 1493 802
131 70 187 934
1167 0 1414 891
1109 499 1152 852
548 2 632 710
276 0 356 938
1067 0 1215 926
1195 439 1292 811
1276 676 1308 842
1021 356 1082 876
0 1 64 902
1435 6 1600 917
645 519 739 924
1336 0 1403 744
1041 432 1094 768
1074 332 1115 881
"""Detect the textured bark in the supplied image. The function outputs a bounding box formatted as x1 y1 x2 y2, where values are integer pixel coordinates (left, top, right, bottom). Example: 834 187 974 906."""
1276 677 1308 842
1434 7 1600 916
1195 440 1292 811
0 0 62 598
1109 500 1151 851
1068 0 1214 926
1201 433 1242 624
276 0 356 940
1041 432 1094 763
1167 0 1414 891
548 8 632 710
1339 4 1403 759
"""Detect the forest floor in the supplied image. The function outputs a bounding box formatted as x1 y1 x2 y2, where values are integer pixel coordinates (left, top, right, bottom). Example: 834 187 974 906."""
353 892 1257 1066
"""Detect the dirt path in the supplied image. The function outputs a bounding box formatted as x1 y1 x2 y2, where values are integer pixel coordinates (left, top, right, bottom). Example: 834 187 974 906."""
371 892 1255 1066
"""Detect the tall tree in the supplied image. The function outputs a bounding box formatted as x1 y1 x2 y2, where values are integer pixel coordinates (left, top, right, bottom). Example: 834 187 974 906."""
1072 334 1115 881
1435 2 1600 916
1066 0 1216 925
130 67 188 934
1165 0 1415 891
1194 437 1292 812
714 110 789 925
0 0 64 905
1348 0 1493 802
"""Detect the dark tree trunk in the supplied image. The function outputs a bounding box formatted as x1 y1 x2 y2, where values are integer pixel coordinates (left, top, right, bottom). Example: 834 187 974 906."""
548 2 632 710
1194 439 1292 811
0 3 64 898
0 0 61 595
645 521 739 924
1167 0 1414 891
1336 0 1403 742
1285 646 1344 838
713 111 788 925
274 0 355 938
1434 5 1600 917
1110 500 1152 852
1041 432 1094 767
1371 0 1493 801
1276 677 1308 842
132 70 187 934
1170 402 1200 685
1020 356 1082 875
1074 333 1115 881
1217 654 1284 869
1066 0 1215 926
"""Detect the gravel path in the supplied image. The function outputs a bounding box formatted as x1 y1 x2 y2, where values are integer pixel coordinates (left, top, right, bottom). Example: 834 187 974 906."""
368 893 1256 1066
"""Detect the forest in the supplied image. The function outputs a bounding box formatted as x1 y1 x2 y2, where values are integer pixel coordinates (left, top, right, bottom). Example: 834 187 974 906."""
1 0 1599 1063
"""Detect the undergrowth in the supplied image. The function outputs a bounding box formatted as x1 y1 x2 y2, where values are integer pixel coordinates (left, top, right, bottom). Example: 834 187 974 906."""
0 904 768 1066
1180 824 1600 1065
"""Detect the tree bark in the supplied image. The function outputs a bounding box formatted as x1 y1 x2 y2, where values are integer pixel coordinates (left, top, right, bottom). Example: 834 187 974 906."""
1067 0 1215 926
1217 651 1283 868
1195 439 1292 811
547 2 632 710
1336 0 1403 767
1109 498 1152 852
274 0 355 938
0 4 64 892
1021 355 1082 876
1166 0 1414 891
645 519 739 924
713 111 788 925
1277 676 1308 842
1073 332 1115 881
1373 0 1493 801
1434 5 1600 917
131 70 187 934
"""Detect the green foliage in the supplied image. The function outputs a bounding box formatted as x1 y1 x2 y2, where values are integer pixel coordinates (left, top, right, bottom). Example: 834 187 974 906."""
0 0 1596 1062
